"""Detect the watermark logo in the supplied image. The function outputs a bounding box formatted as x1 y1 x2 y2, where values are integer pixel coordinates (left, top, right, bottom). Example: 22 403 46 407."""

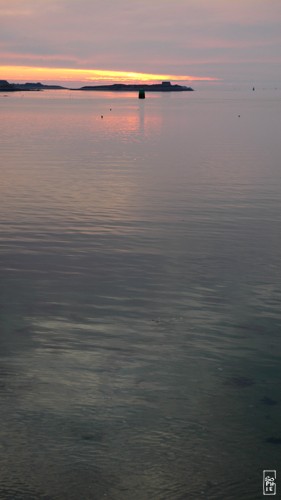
263 470 276 496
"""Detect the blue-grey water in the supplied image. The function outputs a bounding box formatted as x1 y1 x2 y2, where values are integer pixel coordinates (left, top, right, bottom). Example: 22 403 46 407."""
0 89 281 499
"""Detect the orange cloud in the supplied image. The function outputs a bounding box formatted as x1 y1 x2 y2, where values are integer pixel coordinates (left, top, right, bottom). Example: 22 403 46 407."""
1 65 218 84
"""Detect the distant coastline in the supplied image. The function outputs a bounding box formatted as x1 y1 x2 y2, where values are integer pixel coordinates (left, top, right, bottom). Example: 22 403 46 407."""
1 79 193 92
0 80 66 91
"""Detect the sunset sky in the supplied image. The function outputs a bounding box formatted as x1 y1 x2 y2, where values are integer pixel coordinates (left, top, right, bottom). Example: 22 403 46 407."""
1 0 280 88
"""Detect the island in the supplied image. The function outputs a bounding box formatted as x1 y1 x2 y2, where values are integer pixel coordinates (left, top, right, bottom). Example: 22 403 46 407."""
14 82 66 90
77 81 193 92
1 79 193 93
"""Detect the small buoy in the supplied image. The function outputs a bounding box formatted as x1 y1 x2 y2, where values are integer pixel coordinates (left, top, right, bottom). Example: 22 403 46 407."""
238 115 240 117
110 108 112 111
101 115 103 118
138 89 145 99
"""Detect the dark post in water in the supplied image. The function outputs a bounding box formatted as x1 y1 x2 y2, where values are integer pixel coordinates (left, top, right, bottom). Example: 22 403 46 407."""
139 89 145 99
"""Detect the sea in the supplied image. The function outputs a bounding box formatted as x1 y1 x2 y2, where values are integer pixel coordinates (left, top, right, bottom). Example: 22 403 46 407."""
0 88 281 500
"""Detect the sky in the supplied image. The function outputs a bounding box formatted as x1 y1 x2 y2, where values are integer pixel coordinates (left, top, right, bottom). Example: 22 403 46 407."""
1 0 281 89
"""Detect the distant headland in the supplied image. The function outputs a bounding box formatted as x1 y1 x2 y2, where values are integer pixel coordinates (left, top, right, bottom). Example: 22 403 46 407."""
0 80 66 91
1 79 193 92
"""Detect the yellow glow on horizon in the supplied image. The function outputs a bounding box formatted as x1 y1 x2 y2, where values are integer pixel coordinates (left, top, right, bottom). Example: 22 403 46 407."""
1 65 218 83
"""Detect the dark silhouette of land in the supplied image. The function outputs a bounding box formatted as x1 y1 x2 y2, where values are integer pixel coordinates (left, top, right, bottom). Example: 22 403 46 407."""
0 80 20 91
77 81 193 92
1 80 193 92
15 82 66 90
0 80 66 91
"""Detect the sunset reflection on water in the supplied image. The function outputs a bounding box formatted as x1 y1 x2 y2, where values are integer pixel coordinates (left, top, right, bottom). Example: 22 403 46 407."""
1 90 281 500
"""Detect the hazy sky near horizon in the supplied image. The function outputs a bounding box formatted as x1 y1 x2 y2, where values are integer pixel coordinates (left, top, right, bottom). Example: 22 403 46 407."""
1 0 281 87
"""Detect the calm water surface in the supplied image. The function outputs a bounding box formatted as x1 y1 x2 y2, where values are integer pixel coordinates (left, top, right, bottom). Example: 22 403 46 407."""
0 89 281 499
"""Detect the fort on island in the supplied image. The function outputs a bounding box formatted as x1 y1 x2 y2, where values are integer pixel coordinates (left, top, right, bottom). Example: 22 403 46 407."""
78 81 194 92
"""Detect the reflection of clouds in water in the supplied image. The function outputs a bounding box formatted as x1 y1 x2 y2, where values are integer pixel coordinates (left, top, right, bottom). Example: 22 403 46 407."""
0 95 163 234
1 91 281 499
